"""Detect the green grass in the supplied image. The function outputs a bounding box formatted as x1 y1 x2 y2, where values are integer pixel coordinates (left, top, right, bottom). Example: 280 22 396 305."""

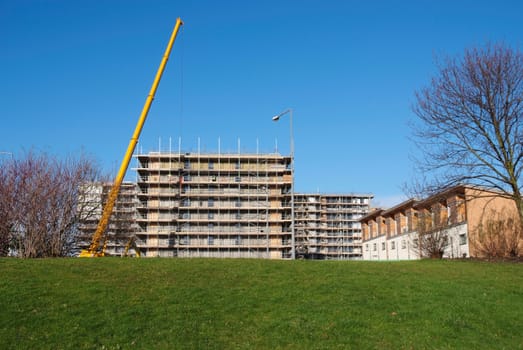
0 259 522 350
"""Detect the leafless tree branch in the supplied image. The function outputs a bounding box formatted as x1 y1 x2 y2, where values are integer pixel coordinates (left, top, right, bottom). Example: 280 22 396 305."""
0 151 102 257
409 42 523 227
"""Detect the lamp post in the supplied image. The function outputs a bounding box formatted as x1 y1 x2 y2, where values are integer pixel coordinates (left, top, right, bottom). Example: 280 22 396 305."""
272 108 295 259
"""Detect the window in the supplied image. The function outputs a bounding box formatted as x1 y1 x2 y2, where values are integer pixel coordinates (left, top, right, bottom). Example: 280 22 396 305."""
382 242 386 251
235 235 242 245
373 243 377 251
235 200 241 207
401 240 406 249
184 159 191 169
459 233 467 245
208 198 214 207
391 241 396 250
208 223 214 231
208 212 214 219
208 160 214 170
235 176 241 182
208 236 214 245
235 161 240 169
365 244 369 251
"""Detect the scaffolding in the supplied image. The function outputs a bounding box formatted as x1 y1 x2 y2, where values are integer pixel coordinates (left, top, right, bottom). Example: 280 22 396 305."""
294 193 372 260
133 144 293 259
77 182 140 256
79 145 372 260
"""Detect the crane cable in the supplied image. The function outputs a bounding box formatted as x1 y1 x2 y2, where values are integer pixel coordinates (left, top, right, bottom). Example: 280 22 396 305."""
178 24 185 144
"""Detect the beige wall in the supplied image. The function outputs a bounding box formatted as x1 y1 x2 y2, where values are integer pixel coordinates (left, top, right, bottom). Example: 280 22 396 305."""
464 188 519 256
361 186 521 260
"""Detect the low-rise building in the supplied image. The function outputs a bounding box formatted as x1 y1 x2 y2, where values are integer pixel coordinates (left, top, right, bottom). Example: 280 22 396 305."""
361 185 519 260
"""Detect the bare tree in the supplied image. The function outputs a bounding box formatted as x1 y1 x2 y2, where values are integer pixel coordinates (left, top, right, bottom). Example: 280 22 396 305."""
472 209 521 258
0 151 101 257
0 158 16 256
411 43 523 227
413 209 449 259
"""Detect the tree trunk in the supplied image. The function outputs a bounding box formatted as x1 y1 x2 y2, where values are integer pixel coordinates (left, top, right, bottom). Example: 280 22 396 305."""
514 196 523 233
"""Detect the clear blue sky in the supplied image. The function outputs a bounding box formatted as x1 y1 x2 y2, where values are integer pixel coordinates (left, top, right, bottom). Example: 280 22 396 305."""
2 0 522 207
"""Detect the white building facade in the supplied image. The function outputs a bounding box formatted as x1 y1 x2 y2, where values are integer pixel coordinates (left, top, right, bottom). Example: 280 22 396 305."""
361 188 477 261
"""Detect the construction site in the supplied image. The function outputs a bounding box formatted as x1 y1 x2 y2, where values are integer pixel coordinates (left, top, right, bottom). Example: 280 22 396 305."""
78 182 140 257
78 149 372 260
75 18 373 259
134 151 293 258
294 193 372 259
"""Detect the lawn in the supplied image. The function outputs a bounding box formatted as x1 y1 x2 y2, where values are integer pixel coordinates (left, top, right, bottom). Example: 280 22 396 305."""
0 258 522 349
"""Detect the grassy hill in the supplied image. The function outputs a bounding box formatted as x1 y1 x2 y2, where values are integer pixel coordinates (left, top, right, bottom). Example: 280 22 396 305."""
0 258 522 349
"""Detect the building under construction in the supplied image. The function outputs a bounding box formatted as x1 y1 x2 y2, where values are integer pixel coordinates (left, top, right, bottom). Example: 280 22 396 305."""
295 193 372 260
77 182 140 256
129 149 372 259
134 151 294 258
78 149 372 259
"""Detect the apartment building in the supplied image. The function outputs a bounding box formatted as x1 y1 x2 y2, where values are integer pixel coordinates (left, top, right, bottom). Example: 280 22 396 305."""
78 182 140 256
295 193 372 260
361 185 519 260
134 151 293 258
78 148 373 259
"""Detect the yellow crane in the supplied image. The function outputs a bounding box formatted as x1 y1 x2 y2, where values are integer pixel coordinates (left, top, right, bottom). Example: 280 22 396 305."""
80 18 184 257
122 236 141 257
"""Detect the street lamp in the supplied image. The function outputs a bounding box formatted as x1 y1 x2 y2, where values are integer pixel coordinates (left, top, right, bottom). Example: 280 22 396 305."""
272 108 295 259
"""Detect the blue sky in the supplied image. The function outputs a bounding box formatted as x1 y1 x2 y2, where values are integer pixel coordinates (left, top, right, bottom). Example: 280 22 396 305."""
2 0 523 207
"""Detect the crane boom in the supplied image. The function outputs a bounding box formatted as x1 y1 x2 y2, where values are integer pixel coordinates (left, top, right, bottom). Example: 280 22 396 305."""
80 18 184 257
